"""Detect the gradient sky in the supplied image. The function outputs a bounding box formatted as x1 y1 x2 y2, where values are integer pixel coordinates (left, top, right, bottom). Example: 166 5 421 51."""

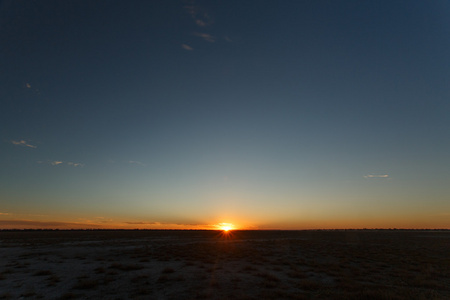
1 0 449 229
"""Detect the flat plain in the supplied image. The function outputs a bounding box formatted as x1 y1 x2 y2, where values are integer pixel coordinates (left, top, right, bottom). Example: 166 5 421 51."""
0 230 449 299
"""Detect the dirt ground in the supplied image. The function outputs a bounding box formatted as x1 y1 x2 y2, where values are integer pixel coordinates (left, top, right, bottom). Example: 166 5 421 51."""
0 230 449 299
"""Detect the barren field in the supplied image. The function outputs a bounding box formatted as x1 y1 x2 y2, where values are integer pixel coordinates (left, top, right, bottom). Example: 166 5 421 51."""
0 230 449 299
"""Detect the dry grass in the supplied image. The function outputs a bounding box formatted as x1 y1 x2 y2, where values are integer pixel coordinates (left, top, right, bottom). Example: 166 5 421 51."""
157 274 169 283
0 292 12 299
0 230 448 299
1 269 13 275
130 274 149 283
33 269 53 276
59 292 79 299
93 266 106 274
162 267 175 274
46 274 61 286
109 262 143 271
72 278 99 290
20 288 39 298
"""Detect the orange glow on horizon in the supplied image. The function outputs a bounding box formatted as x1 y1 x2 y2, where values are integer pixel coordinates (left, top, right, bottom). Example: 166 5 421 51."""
1 215 448 230
216 222 235 231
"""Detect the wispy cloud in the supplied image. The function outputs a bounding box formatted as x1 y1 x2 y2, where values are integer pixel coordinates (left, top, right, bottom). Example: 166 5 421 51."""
24 82 41 94
11 140 37 148
37 160 85 167
2 212 47 218
77 217 114 224
0 212 10 216
181 44 193 51
123 221 214 229
0 220 103 229
185 3 213 27
128 160 146 166
67 162 84 167
193 32 215 43
195 19 206 27
95 217 113 223
364 174 389 179
124 221 160 225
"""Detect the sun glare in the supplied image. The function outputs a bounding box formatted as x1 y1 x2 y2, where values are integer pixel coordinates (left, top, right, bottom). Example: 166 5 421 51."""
218 223 234 231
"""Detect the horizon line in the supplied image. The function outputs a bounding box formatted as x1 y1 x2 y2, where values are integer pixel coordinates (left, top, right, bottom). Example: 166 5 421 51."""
1 228 449 231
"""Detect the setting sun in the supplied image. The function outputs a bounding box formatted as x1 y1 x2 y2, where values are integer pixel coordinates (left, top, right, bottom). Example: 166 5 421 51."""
217 223 234 231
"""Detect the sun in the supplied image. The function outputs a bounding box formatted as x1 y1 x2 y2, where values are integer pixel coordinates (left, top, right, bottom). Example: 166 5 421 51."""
218 223 234 232
222 226 232 232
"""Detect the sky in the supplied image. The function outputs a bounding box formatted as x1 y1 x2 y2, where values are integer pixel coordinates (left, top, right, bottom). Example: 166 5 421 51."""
1 0 449 230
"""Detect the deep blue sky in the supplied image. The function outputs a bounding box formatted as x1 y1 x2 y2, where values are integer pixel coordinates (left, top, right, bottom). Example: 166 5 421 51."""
1 0 449 229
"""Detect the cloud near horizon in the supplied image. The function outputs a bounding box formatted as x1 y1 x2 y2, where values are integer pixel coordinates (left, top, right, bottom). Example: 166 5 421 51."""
0 220 104 229
0 219 228 230
11 140 37 148
124 221 161 225
124 221 218 229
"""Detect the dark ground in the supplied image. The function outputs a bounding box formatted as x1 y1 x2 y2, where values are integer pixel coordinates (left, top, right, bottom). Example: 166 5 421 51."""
0 230 449 299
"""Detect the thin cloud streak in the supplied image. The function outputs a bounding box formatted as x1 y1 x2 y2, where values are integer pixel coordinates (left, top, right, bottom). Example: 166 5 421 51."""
184 3 212 27
125 221 160 225
364 174 389 179
11 140 37 148
181 44 193 51
0 212 48 218
196 19 206 27
123 221 216 229
0 219 220 230
0 220 103 229
193 32 215 43
37 160 85 167
67 162 84 167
